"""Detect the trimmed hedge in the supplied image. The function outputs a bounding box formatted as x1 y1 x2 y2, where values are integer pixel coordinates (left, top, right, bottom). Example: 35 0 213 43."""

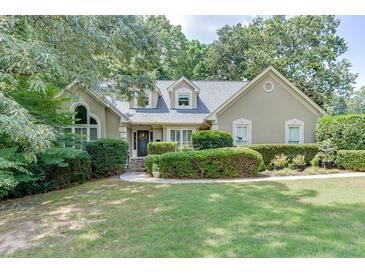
149 147 263 179
39 147 92 190
247 144 319 167
86 139 129 178
192 130 233 150
145 154 160 174
316 115 365 150
147 141 177 155
336 150 365 171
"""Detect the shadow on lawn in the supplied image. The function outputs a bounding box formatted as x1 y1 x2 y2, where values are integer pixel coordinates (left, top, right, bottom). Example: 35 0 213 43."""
1 179 365 257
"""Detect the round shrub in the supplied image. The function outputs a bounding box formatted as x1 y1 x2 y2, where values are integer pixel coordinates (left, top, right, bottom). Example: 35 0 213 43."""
147 141 177 155
247 144 319 168
155 147 263 179
192 130 233 150
86 139 129 178
336 150 365 171
316 115 365 150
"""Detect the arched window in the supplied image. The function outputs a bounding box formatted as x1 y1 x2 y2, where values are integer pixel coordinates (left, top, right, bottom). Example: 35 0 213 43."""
64 103 101 150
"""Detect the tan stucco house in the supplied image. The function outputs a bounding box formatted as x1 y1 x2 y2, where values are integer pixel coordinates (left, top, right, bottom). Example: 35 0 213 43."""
62 66 326 157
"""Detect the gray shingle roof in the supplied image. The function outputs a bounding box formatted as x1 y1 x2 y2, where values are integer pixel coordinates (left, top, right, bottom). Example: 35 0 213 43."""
111 80 248 124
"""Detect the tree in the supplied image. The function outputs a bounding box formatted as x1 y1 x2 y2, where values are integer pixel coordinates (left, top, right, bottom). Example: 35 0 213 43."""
348 86 365 114
199 16 357 109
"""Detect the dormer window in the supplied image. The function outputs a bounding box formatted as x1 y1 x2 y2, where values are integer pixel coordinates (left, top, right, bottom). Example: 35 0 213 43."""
176 89 192 109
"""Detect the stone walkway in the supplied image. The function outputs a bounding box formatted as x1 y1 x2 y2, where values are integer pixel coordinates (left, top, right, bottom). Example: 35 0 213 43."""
120 171 365 184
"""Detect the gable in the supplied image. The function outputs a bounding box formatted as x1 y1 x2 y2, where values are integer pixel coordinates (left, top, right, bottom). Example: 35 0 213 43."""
207 66 326 121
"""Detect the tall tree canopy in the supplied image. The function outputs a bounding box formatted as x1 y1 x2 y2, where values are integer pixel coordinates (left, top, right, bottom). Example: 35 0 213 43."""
199 16 357 108
348 86 365 114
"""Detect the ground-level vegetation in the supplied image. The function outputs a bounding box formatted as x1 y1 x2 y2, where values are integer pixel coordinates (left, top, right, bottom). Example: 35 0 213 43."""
1 176 365 257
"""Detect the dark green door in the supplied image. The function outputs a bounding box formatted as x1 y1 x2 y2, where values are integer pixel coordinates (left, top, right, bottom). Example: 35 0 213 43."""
137 131 149 157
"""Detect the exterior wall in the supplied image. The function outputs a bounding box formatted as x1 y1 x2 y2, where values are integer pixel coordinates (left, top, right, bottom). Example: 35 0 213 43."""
64 85 108 138
169 81 198 109
105 110 121 138
152 128 163 141
216 73 320 144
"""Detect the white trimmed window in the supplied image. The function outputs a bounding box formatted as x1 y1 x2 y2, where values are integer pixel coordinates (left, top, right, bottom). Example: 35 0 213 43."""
233 118 252 145
64 104 101 150
169 129 194 147
285 119 304 144
175 89 192 109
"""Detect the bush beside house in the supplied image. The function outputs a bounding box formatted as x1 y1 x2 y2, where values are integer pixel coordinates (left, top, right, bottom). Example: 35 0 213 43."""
336 150 365 171
247 144 319 168
149 147 263 179
316 115 365 150
86 139 129 178
192 130 233 150
147 141 177 154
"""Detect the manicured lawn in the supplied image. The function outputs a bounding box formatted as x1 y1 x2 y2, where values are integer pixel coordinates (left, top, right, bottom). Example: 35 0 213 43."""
1 176 365 257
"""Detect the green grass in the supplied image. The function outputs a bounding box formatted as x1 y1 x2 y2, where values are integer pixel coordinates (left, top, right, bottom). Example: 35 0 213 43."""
1 176 365 257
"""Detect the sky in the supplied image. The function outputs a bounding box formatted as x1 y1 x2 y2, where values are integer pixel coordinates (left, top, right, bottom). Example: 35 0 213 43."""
167 15 365 90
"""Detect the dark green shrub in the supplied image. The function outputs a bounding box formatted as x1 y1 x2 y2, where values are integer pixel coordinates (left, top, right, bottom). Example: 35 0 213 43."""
156 147 263 179
145 154 160 175
147 141 177 154
316 115 365 150
37 147 92 190
86 139 128 178
336 150 365 171
192 130 233 150
247 144 319 168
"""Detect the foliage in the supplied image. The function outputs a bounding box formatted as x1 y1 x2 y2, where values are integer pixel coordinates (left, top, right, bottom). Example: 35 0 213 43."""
247 144 319 168
316 115 365 150
153 147 263 179
9 78 73 127
271 154 289 169
145 154 160 175
199 15 357 109
192 130 233 150
292 155 306 169
86 139 129 178
145 16 207 80
336 150 365 171
37 147 92 189
152 163 160 172
147 141 177 155
348 86 365 114
0 16 160 101
311 153 322 167
318 139 337 164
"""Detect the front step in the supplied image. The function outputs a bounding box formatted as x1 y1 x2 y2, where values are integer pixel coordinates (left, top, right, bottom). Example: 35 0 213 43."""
128 158 147 172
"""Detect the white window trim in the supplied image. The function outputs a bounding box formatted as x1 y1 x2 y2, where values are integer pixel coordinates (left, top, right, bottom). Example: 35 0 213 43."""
167 128 196 146
263 80 274 92
175 89 192 109
134 91 152 108
233 118 252 145
66 102 101 147
285 119 304 144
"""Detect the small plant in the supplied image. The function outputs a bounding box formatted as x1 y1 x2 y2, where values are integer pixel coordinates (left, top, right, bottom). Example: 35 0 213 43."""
292 155 306 171
152 163 160 178
318 139 337 168
271 154 289 170
311 153 322 167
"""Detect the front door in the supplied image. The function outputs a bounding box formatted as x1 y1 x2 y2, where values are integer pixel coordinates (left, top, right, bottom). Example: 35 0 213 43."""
137 130 149 157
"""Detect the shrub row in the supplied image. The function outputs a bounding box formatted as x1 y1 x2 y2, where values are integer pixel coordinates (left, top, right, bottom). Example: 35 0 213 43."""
246 144 319 167
336 150 365 171
192 130 233 150
146 147 263 179
316 115 365 150
147 141 177 155
86 139 129 178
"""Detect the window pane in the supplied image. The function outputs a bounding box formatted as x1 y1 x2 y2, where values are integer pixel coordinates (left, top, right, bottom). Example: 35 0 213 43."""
178 94 190 106
75 105 87 124
90 117 97 125
289 127 300 144
236 126 248 144
182 130 192 145
171 130 181 142
75 128 87 150
90 128 98 141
